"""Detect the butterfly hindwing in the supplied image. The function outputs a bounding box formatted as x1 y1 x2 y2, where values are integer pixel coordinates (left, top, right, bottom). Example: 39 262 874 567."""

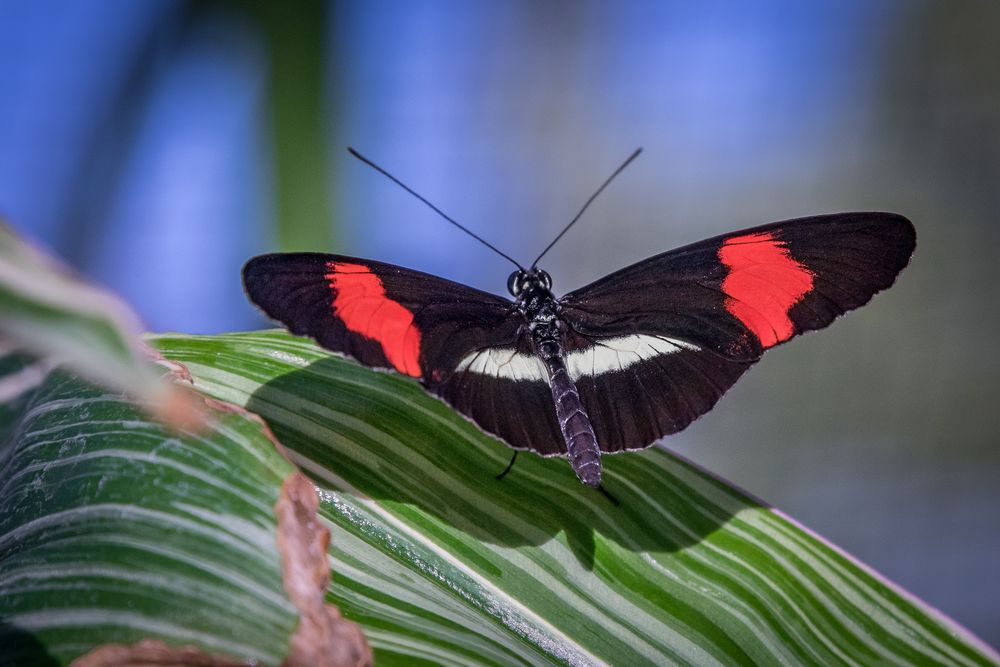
433 351 566 455
568 337 753 453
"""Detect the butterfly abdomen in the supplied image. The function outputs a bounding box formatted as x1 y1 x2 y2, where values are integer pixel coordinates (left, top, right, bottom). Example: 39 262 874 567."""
534 334 602 487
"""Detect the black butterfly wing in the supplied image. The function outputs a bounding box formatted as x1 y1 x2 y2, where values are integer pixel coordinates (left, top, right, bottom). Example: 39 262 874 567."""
244 253 570 455
558 336 755 453
432 348 567 456
557 212 916 452
243 253 521 384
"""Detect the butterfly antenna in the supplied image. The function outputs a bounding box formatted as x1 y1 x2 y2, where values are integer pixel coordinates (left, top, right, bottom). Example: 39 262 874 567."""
530 147 643 269
348 147 524 270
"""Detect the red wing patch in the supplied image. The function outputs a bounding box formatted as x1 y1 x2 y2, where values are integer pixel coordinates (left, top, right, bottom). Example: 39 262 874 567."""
325 262 422 377
718 232 814 348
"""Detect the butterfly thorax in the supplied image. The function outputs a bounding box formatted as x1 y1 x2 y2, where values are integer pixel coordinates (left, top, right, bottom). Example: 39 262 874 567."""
515 286 568 359
519 288 562 342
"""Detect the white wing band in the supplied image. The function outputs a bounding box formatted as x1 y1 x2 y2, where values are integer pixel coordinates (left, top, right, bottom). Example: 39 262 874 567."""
455 334 699 382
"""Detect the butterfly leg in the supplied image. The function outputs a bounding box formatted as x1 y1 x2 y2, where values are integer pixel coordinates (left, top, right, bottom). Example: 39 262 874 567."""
495 451 518 481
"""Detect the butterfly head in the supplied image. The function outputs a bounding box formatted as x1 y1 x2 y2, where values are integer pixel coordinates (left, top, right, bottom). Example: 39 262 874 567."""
507 268 552 298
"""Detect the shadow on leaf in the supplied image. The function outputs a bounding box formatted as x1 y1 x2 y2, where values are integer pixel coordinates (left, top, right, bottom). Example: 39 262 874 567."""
248 356 757 569
0 621 59 667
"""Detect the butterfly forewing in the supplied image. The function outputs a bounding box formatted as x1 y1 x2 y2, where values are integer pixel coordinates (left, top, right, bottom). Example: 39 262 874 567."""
243 253 519 383
560 212 915 358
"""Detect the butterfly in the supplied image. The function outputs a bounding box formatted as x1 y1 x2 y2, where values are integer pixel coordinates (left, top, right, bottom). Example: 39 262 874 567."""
243 149 916 490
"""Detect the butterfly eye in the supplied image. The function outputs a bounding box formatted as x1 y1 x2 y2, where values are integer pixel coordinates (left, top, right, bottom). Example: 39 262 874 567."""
507 270 525 296
538 270 552 290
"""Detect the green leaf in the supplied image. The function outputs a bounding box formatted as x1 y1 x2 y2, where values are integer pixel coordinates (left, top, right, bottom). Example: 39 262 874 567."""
0 352 370 665
0 222 187 424
151 330 999 667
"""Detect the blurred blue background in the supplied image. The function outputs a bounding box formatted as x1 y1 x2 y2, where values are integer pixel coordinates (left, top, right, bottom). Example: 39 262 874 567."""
2 0 997 648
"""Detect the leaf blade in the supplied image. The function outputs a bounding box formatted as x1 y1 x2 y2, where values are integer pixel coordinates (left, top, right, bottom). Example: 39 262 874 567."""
0 362 302 664
0 222 198 428
154 330 999 667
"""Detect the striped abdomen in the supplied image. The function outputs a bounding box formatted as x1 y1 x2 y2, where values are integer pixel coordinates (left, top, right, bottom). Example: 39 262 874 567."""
535 339 602 487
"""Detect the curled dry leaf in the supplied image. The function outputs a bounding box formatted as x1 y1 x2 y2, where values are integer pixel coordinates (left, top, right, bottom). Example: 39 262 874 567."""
70 638 252 667
149 362 370 666
143 347 211 432
276 473 373 667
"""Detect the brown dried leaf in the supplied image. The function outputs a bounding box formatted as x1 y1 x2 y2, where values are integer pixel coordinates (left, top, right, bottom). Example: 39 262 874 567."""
276 473 373 667
71 639 251 667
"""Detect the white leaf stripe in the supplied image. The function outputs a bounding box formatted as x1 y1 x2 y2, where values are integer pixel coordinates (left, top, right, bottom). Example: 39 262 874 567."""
0 365 302 665
304 457 602 667
331 551 549 665
641 452 984 665
765 514 986 665
151 331 999 667
0 448 277 518
646 451 990 666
